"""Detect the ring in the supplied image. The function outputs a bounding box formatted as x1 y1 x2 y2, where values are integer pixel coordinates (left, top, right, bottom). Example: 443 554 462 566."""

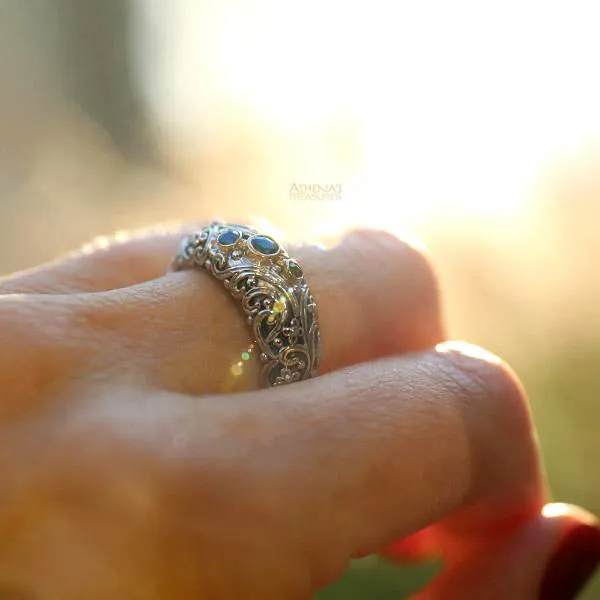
171 222 321 388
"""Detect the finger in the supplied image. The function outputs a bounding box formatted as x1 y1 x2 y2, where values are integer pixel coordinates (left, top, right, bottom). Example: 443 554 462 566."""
83 228 443 393
49 340 540 593
0 225 191 294
0 225 444 379
230 342 545 563
413 504 600 600
84 341 544 590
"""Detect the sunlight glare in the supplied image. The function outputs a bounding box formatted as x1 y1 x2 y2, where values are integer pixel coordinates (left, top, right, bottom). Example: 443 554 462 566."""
139 0 600 228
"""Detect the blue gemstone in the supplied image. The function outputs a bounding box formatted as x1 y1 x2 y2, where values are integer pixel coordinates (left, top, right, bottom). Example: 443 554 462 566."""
218 229 241 246
250 235 279 255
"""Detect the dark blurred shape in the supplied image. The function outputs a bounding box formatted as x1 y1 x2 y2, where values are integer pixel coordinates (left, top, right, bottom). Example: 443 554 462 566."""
0 0 156 165
53 0 157 163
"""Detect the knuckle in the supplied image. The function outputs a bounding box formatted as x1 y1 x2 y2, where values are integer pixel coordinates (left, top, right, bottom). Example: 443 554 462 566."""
343 228 435 286
438 344 532 432
342 228 442 346
437 344 541 497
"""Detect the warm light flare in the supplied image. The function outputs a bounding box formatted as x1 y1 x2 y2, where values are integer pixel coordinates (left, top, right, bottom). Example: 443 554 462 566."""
138 0 600 229
542 503 572 519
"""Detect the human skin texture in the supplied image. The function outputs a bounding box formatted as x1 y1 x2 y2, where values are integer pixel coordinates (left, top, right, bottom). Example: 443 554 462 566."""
0 225 598 599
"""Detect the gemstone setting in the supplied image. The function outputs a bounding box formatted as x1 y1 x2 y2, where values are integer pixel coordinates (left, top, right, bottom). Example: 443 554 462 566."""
287 259 303 279
173 222 320 388
249 235 279 255
218 229 241 246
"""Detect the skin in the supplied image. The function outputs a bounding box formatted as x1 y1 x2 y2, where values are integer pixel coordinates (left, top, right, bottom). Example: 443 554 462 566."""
0 225 596 599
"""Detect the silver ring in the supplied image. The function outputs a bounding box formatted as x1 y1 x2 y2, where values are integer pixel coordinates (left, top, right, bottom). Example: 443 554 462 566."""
172 222 321 388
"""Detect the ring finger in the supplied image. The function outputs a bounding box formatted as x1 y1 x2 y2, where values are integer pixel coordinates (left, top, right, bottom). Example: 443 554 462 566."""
41 227 444 394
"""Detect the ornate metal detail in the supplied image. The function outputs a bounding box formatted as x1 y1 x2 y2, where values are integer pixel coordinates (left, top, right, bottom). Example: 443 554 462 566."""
172 222 321 387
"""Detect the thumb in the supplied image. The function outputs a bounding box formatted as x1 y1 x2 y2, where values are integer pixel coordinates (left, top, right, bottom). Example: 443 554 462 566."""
413 503 600 600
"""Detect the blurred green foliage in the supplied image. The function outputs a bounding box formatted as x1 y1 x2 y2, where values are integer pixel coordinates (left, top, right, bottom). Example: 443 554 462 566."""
316 557 439 599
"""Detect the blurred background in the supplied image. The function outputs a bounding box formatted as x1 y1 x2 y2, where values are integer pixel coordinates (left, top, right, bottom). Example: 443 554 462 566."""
1 0 599 597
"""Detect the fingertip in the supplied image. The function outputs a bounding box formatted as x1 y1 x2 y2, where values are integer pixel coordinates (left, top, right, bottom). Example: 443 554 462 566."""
542 503 600 528
541 505 600 600
409 505 600 600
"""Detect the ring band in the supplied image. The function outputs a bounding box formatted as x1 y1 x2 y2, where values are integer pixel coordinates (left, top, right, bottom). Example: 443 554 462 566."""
172 222 321 388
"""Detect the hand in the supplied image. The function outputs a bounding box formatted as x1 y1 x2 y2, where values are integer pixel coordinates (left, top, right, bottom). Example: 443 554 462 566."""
0 225 597 599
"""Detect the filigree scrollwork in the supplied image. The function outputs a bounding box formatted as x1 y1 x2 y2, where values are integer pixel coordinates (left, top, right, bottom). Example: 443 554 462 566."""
172 222 321 387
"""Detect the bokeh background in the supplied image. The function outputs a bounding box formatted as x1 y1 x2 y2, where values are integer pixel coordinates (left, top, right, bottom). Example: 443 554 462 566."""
1 1 599 597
